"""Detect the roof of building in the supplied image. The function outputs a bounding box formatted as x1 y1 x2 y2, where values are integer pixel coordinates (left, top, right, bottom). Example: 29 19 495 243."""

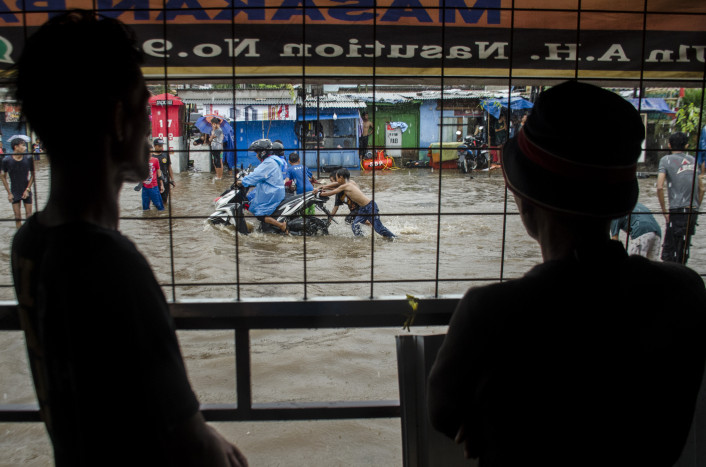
177 89 296 105
176 87 526 107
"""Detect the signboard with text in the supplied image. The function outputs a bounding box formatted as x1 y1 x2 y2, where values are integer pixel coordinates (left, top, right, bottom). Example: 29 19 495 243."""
386 124 403 157
0 0 703 82
150 94 184 140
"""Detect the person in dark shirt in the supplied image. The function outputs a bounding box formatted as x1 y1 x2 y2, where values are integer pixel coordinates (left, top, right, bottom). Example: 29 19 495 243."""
656 132 704 264
1 137 34 228
11 10 247 466
153 138 175 204
428 81 706 467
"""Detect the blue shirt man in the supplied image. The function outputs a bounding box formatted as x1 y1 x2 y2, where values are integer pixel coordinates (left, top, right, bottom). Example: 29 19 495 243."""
285 152 314 194
240 155 285 216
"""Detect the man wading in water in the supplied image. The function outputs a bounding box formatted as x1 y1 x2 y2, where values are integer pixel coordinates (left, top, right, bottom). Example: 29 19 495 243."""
317 168 395 239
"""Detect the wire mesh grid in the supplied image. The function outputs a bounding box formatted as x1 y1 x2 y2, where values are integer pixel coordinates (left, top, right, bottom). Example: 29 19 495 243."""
0 1 704 303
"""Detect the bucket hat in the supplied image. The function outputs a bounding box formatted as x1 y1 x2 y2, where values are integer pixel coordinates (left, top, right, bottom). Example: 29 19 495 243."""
502 81 644 218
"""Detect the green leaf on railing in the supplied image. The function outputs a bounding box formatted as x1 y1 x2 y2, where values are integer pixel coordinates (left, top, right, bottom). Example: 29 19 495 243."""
402 294 419 332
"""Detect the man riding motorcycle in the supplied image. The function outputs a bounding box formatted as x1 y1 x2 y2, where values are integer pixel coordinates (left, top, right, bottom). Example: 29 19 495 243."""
236 139 288 234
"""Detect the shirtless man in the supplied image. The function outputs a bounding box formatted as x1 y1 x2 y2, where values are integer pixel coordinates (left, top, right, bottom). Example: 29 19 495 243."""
317 168 395 238
359 111 373 160
321 172 368 226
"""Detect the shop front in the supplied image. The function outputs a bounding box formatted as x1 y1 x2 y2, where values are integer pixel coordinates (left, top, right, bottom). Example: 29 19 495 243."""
296 106 363 171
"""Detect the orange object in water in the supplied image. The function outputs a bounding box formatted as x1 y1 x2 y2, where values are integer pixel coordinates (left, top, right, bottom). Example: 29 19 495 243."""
362 150 394 170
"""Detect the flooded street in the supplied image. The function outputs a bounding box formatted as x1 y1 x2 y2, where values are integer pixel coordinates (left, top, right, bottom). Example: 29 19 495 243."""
1 160 704 466
127 165 541 301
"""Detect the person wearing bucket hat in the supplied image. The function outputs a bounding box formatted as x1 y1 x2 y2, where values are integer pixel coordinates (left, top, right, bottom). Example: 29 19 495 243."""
428 81 706 467
502 80 643 219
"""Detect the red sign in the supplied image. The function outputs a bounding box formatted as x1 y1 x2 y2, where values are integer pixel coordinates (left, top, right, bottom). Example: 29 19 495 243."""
150 93 184 140
151 106 181 140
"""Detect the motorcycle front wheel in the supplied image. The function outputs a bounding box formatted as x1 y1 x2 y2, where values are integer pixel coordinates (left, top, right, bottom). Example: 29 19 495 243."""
288 216 329 236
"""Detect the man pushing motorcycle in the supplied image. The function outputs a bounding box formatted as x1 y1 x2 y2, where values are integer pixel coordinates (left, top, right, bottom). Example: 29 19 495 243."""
237 139 289 234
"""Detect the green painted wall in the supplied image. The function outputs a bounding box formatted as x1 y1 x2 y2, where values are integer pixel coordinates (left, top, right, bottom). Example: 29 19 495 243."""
367 103 420 160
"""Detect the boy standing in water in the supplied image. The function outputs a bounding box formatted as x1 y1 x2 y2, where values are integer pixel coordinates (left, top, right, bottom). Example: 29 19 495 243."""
318 168 395 238
142 150 165 211
1 137 35 228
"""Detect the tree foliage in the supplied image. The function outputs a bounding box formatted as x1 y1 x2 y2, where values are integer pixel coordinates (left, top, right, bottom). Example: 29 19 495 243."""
674 89 705 148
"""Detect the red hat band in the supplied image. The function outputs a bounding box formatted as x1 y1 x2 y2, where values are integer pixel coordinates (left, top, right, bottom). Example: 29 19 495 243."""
517 128 636 183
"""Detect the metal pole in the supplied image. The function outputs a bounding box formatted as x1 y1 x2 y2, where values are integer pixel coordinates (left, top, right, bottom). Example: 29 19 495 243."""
316 94 321 179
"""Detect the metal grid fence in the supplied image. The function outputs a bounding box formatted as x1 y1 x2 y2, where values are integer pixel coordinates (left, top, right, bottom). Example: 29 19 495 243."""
0 3 703 299
0 1 705 454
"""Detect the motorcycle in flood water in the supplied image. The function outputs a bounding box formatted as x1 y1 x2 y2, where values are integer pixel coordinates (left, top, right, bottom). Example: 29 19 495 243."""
208 169 332 236
457 130 491 173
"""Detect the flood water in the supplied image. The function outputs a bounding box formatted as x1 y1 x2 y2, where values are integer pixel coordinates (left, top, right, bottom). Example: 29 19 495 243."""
1 160 704 466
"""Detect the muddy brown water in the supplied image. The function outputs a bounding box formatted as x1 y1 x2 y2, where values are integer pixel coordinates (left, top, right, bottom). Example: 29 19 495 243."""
0 160 703 466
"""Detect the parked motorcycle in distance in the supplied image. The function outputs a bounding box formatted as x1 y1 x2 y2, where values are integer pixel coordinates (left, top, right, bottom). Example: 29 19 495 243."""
457 129 490 173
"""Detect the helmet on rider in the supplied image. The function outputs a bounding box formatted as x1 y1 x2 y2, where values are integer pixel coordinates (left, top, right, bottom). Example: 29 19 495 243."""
272 140 285 157
250 138 273 161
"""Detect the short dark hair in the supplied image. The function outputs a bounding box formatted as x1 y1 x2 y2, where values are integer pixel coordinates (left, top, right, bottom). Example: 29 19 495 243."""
669 132 689 151
288 152 300 163
336 168 351 180
11 139 25 150
15 10 144 154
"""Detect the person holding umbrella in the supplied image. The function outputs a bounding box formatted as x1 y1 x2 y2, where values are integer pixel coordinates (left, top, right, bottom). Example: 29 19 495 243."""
195 114 234 177
1 135 35 228
209 118 224 179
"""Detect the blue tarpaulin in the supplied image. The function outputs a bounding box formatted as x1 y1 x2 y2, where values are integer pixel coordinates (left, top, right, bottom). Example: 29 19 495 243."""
627 98 674 113
481 97 534 119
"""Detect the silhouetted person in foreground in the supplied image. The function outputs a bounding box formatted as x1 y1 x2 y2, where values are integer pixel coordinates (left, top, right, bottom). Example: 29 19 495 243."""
11 11 247 466
428 81 706 467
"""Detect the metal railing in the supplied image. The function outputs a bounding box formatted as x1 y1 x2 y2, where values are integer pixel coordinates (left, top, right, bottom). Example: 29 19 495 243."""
0 296 458 423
